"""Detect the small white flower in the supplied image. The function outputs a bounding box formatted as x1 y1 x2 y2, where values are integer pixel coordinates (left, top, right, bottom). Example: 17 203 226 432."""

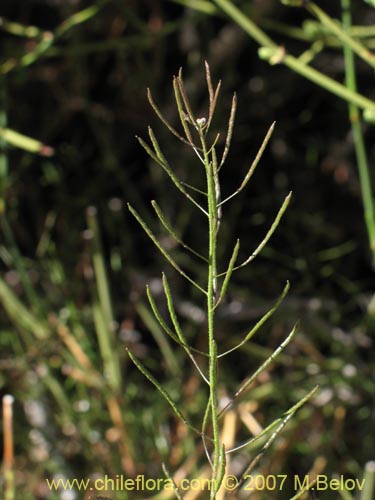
196 117 206 127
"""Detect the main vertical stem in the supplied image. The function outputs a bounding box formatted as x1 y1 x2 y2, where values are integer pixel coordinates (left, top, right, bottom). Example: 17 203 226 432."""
202 133 220 499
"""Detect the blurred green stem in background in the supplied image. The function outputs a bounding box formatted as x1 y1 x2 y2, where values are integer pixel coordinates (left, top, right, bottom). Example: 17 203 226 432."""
174 0 375 265
306 2 375 68
0 0 109 74
208 0 375 114
0 79 45 312
0 77 7 210
341 0 375 267
86 206 122 394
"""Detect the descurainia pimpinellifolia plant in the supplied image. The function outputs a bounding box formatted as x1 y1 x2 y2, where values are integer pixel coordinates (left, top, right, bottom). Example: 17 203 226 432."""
126 63 318 500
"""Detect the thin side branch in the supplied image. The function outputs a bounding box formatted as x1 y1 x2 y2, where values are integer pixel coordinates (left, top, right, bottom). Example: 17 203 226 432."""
162 273 209 384
217 192 292 277
177 68 197 126
147 87 192 147
173 76 195 145
128 204 207 294
218 122 276 206
214 239 240 309
126 348 203 437
219 323 298 417
218 281 290 357
146 285 209 357
219 92 237 169
151 200 208 262
230 386 319 494
137 135 208 216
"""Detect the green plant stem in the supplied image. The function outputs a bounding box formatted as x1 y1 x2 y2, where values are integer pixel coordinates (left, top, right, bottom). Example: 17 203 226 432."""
86 206 122 392
200 129 221 498
341 0 375 266
126 347 205 438
211 0 375 115
169 0 218 14
0 79 48 320
213 0 276 48
0 77 7 204
262 18 375 47
0 0 108 74
133 65 314 499
289 479 318 499
307 2 375 69
1 216 44 314
136 301 181 377
0 127 53 155
362 461 375 500
0 278 49 340
86 206 115 327
0 17 43 38
40 365 75 417
93 302 121 393
233 386 318 495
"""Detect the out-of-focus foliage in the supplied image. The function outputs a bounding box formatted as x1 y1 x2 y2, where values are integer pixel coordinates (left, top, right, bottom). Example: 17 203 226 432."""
0 1 374 499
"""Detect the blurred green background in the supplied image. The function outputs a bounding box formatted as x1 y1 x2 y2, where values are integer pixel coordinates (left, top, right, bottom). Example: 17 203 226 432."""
0 1 374 499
